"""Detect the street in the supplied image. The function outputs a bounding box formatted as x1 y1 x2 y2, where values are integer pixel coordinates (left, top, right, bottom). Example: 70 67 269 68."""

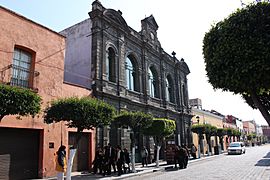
126 144 270 180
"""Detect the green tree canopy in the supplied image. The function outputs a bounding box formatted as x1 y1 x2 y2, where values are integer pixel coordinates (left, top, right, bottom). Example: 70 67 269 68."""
0 84 41 121
144 118 176 141
217 128 226 137
205 124 217 136
114 110 153 172
203 2 270 125
191 124 206 135
44 97 115 132
143 118 175 167
226 128 233 136
114 110 153 134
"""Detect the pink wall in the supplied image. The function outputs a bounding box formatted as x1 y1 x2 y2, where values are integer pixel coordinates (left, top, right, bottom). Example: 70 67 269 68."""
0 7 95 178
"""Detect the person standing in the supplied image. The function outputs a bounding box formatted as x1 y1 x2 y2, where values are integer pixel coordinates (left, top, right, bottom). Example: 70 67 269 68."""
104 143 116 175
178 145 186 169
93 147 104 174
174 145 180 168
183 145 189 168
55 145 67 180
123 148 130 173
141 146 148 167
191 144 197 159
116 145 124 176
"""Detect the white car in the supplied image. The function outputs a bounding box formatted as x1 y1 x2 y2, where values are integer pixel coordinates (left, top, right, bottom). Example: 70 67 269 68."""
227 142 246 155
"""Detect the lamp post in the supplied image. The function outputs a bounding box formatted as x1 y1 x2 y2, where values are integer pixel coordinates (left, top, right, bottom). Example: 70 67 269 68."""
196 116 201 159
196 116 200 124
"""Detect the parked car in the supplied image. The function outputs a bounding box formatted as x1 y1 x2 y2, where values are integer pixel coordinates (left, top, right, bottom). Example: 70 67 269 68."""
227 142 246 155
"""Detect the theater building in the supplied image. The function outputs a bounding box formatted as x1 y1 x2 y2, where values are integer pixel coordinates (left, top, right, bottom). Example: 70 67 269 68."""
61 0 193 160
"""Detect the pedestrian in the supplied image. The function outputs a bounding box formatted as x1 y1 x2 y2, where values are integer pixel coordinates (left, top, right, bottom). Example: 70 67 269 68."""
183 144 189 168
141 146 148 167
191 144 197 159
104 143 116 175
93 147 104 174
153 145 157 163
123 148 131 173
116 145 124 176
174 145 180 168
178 145 186 169
55 145 67 180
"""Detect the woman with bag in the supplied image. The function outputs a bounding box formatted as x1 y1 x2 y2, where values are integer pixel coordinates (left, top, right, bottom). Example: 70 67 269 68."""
55 145 67 180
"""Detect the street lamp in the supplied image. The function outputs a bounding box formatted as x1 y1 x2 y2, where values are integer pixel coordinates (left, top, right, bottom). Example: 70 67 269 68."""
196 116 200 124
196 115 201 158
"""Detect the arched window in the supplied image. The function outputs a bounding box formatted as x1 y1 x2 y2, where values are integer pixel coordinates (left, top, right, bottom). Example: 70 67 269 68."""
106 47 116 82
125 55 139 92
148 66 159 98
166 75 174 103
11 48 32 88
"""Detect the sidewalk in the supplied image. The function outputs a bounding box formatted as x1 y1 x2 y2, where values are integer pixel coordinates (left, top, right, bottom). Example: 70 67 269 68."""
46 154 224 180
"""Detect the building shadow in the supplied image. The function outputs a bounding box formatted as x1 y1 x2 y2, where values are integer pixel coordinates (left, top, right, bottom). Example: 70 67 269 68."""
255 152 270 166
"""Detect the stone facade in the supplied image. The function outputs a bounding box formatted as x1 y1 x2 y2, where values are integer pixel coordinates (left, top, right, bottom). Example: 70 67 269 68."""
62 0 192 159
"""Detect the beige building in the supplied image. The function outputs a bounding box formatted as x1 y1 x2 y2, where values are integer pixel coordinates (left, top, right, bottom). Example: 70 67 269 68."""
243 120 256 134
191 108 225 156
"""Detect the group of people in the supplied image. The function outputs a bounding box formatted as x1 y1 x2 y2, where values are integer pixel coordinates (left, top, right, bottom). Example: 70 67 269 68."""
93 143 131 176
54 143 198 179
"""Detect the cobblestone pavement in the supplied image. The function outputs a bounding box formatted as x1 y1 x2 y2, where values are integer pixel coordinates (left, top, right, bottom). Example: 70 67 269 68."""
126 144 270 180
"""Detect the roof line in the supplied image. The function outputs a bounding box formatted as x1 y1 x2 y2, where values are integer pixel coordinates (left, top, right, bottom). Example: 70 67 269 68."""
0 5 65 38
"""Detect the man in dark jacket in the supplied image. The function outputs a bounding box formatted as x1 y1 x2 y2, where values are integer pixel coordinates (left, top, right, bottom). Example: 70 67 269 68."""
116 145 125 176
104 143 116 175
183 144 189 168
123 148 130 173
178 145 187 169
174 145 180 168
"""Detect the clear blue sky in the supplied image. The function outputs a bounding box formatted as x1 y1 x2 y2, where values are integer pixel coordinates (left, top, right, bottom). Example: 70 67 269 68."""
0 0 267 125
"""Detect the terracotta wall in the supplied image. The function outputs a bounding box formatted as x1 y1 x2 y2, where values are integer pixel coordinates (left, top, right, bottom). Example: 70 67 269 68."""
0 7 94 178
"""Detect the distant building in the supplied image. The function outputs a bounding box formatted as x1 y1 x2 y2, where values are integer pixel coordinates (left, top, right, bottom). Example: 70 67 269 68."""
256 124 263 136
191 107 225 155
189 98 202 109
261 125 270 142
243 120 256 134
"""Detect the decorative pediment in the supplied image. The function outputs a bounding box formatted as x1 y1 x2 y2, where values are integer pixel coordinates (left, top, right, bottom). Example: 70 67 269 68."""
103 9 129 30
142 15 159 31
177 58 190 75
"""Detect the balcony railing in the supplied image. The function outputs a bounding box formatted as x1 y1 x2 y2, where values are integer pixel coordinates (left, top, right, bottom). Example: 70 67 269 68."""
0 64 39 92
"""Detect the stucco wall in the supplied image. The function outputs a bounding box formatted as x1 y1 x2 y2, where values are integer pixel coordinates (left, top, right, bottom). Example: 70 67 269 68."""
0 7 94 178
60 19 92 89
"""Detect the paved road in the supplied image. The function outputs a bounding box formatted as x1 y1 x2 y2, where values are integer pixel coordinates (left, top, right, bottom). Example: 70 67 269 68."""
126 144 270 180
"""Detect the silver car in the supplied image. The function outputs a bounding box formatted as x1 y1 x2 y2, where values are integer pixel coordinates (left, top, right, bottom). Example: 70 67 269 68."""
227 142 246 155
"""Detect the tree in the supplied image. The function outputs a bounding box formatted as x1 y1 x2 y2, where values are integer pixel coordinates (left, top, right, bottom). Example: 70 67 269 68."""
0 84 41 122
44 96 115 180
191 124 206 158
217 128 226 150
233 129 242 141
226 128 233 143
143 118 176 167
114 111 153 172
204 124 217 155
203 2 270 125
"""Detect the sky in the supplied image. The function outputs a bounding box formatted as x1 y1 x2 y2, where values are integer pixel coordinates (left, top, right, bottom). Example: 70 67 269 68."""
0 0 267 125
